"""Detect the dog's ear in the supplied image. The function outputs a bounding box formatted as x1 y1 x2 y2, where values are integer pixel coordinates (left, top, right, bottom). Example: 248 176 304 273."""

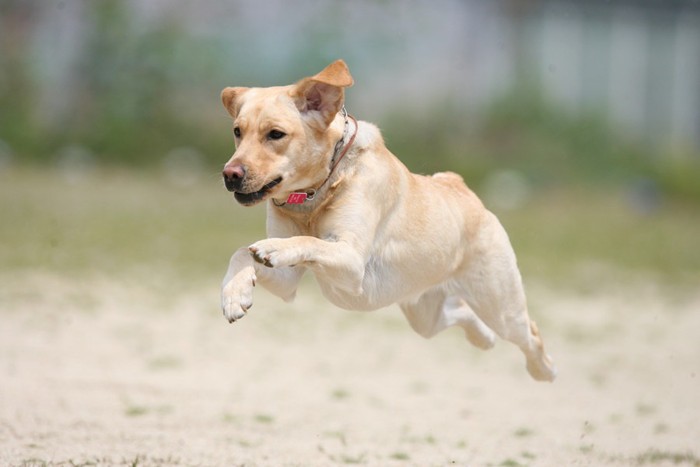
292 60 354 127
221 87 248 118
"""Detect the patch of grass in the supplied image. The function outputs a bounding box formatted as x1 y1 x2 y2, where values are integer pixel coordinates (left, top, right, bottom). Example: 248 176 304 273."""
237 439 253 448
339 452 367 464
589 371 608 388
253 413 275 424
582 420 595 435
323 430 348 446
654 423 669 434
635 402 657 417
499 459 525 467
147 355 183 370
222 412 238 424
513 427 534 438
608 412 624 424
17 455 184 466
331 388 351 400
123 402 171 418
0 167 698 298
580 444 595 454
390 452 410 461
18 460 50 467
124 405 149 417
318 441 366 465
633 449 700 466
128 455 182 466
499 186 700 290
0 167 262 290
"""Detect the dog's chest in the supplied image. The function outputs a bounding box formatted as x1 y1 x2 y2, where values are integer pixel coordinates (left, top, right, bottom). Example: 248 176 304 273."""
272 206 334 239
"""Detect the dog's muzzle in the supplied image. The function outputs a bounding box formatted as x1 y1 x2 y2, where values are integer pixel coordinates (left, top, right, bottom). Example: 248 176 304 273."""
232 177 282 205
223 164 246 192
223 165 282 205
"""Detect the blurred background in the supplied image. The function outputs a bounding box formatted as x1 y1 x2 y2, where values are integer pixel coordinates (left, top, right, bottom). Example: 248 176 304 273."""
3 4 700 465
1 0 699 289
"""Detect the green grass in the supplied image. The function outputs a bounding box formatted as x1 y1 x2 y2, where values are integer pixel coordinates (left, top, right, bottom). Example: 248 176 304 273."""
253 413 275 424
496 185 700 290
633 449 700 466
513 427 534 438
0 167 262 290
390 452 410 461
0 167 698 295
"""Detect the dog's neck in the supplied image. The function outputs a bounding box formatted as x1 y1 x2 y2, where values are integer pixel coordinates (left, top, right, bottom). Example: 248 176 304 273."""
272 108 358 211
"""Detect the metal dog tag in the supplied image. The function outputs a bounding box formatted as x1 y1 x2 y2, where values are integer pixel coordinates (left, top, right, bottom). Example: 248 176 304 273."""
286 192 308 204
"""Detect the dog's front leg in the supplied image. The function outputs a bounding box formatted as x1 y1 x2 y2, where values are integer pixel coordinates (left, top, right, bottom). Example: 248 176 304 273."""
221 246 304 323
221 247 256 322
249 236 365 295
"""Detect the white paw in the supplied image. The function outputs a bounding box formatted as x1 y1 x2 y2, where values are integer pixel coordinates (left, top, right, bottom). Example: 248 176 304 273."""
249 239 301 268
221 272 256 323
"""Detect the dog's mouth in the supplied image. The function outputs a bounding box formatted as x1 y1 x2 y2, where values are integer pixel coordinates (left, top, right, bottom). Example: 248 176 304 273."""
233 177 282 206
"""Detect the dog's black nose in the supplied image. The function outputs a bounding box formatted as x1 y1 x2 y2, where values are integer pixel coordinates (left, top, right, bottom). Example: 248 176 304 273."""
223 164 246 191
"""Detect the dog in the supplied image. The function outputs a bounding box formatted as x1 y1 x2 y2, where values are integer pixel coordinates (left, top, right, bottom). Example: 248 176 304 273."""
220 60 556 381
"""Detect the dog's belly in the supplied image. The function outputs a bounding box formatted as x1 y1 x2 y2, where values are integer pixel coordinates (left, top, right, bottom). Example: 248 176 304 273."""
313 256 445 312
315 278 403 311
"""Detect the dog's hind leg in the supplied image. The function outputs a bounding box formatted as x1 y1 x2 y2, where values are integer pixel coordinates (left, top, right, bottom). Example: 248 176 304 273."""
457 233 556 381
457 284 556 381
444 296 496 350
457 270 556 381
400 289 495 350
447 211 557 381
399 288 445 338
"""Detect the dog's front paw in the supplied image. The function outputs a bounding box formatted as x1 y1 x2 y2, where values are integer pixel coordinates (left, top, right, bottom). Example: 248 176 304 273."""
249 239 303 268
221 272 256 323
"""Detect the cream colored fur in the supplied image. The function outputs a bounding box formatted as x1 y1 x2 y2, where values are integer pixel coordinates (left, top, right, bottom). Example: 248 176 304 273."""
220 60 556 381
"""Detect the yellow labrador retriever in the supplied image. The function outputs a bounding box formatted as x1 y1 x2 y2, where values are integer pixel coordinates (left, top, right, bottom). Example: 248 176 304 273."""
220 60 556 381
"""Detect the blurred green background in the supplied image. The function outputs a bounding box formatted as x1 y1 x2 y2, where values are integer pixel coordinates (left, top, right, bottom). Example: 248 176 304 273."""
1 0 699 292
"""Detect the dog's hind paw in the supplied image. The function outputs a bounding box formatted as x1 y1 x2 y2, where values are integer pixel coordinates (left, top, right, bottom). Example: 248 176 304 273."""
526 353 558 382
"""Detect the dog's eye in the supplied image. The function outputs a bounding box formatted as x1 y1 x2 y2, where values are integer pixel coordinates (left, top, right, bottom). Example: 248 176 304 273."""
268 129 286 141
233 127 241 138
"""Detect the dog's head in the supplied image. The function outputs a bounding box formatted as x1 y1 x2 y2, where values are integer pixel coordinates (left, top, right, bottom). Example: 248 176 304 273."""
221 60 354 206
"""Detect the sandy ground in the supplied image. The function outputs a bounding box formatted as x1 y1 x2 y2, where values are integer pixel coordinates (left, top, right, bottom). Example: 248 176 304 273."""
1 272 699 467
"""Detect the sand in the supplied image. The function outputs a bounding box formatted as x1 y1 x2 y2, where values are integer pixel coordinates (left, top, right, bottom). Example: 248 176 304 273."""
1 272 699 466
